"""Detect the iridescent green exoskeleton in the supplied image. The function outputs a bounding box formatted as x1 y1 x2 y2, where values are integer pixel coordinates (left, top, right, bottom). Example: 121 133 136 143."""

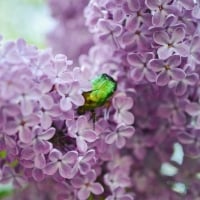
77 73 117 128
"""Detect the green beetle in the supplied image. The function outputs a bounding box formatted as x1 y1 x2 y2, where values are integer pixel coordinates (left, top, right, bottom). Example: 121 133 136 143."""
77 73 117 127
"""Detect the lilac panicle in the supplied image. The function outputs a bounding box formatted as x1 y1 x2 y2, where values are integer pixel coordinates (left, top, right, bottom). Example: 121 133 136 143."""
2 0 200 199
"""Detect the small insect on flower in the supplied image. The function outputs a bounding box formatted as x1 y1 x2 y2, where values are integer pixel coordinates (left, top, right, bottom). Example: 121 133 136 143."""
77 73 117 128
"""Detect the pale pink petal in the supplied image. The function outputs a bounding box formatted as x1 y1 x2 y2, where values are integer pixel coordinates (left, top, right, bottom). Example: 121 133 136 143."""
60 97 72 111
90 183 104 195
171 27 185 43
59 163 74 179
34 154 46 169
81 130 97 142
78 187 90 200
170 68 185 80
127 53 143 67
116 136 126 148
49 149 62 161
40 112 52 129
175 43 189 57
153 31 170 45
157 46 173 59
44 162 58 175
145 69 156 82
156 71 170 86
39 128 55 140
77 137 88 152
167 55 181 68
62 151 78 164
131 68 145 82
70 94 85 106
105 133 117 144
40 94 54 110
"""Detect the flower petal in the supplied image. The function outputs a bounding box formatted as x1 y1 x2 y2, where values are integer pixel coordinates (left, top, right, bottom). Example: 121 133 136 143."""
90 183 104 195
77 137 88 152
131 68 145 82
105 132 117 144
153 31 170 45
170 68 185 80
171 27 185 43
78 187 90 200
156 71 170 86
157 46 173 59
44 162 58 175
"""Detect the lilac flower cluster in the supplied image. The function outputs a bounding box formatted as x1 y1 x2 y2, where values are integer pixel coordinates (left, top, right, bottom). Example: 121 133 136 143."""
82 0 200 199
1 0 200 199
0 37 134 200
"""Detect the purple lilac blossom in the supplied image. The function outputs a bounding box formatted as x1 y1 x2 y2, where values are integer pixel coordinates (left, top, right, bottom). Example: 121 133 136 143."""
1 0 200 199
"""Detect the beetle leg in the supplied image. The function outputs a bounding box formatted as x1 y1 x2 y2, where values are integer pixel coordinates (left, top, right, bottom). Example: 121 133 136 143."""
90 110 96 130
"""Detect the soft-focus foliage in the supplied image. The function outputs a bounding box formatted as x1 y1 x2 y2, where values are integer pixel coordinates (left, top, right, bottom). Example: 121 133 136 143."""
1 0 200 200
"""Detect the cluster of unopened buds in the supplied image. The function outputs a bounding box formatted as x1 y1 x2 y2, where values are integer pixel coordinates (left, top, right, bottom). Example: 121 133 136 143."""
1 0 200 199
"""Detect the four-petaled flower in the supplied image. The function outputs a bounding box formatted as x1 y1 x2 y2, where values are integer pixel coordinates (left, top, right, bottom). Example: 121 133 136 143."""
149 55 185 86
68 116 97 152
105 125 135 148
45 149 78 179
57 81 85 111
153 27 188 59
113 93 134 125
127 52 156 82
71 170 104 200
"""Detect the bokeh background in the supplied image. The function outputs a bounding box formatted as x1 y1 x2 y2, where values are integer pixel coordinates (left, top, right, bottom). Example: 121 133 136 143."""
0 0 54 48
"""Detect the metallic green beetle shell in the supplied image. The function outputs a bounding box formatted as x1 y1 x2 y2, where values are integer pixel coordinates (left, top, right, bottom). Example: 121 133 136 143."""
77 73 117 115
